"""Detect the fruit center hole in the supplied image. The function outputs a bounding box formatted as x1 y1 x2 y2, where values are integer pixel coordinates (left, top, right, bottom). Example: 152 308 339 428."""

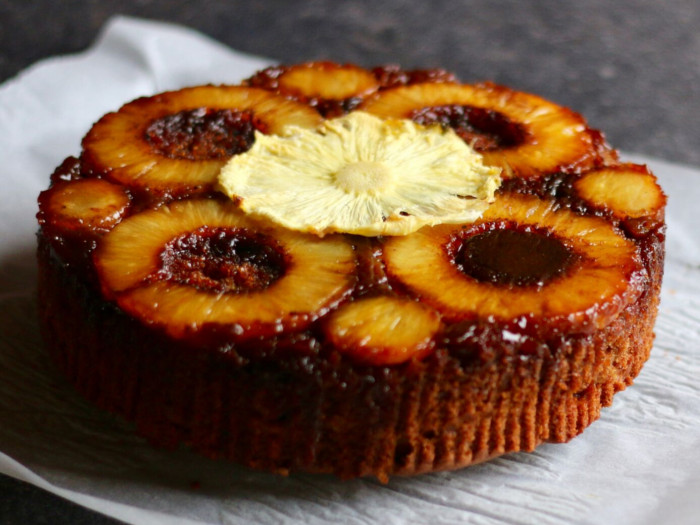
409 104 527 151
450 224 576 287
159 226 286 293
145 108 268 160
334 161 395 194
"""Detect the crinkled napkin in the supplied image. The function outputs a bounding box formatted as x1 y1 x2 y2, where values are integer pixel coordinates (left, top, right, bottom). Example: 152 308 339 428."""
1 15 699 525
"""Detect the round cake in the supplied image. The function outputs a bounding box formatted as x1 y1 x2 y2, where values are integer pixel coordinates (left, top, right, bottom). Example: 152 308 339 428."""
36 61 666 482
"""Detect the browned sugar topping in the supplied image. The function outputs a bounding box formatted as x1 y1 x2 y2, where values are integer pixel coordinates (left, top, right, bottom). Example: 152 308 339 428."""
158 227 286 293
409 104 527 151
370 65 457 89
144 108 267 160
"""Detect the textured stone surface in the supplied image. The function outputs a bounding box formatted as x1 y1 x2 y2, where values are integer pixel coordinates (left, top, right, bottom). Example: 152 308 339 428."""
0 1 698 523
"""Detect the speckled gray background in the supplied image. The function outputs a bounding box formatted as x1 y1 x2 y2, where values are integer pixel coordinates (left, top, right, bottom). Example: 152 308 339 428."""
0 1 698 523
2 0 699 166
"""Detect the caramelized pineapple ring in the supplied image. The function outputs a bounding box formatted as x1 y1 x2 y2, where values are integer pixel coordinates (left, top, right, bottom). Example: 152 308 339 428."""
326 295 441 365
574 164 666 233
82 86 322 196
360 82 605 178
384 193 646 333
38 178 131 235
246 61 380 117
94 198 356 340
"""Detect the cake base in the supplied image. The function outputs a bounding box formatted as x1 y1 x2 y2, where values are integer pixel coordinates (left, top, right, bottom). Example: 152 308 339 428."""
37 234 661 482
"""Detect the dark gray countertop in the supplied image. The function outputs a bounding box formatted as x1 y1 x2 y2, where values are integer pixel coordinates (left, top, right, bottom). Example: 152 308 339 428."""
1 1 698 523
2 0 699 167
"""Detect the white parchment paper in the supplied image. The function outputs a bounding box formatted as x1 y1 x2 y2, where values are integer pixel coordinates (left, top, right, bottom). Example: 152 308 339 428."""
1 16 699 525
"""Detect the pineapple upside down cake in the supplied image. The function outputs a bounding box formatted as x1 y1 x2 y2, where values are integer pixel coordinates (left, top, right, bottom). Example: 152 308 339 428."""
36 61 666 482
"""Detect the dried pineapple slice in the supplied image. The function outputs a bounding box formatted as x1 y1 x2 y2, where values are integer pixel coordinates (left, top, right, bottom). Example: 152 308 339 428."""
94 198 356 340
218 111 501 237
325 295 441 365
82 86 322 197
383 192 646 333
360 82 608 179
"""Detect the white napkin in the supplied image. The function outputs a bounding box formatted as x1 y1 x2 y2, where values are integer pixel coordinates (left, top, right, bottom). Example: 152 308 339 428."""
1 15 699 525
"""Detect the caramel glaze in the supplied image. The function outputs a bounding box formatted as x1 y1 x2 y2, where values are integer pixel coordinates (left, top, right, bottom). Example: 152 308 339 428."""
37 151 664 364
36 65 665 364
501 169 666 239
370 64 457 89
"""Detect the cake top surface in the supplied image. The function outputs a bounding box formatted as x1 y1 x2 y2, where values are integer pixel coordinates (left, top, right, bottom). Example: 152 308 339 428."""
36 60 666 365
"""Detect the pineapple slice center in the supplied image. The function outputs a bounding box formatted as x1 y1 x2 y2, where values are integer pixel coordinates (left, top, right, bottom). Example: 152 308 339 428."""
145 108 267 160
158 226 286 293
449 224 576 287
334 161 396 195
410 105 527 151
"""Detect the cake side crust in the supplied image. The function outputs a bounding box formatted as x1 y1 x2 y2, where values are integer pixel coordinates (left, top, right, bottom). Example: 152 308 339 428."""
37 229 662 481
